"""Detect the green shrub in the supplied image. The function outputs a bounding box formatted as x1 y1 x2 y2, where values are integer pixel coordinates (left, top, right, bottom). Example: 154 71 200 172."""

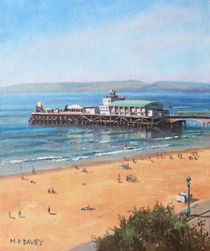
93 202 210 251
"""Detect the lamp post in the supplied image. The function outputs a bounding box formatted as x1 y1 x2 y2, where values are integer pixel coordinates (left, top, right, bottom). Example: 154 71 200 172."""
186 177 191 217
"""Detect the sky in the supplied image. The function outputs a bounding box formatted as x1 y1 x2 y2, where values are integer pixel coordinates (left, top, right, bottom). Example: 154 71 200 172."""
0 0 210 86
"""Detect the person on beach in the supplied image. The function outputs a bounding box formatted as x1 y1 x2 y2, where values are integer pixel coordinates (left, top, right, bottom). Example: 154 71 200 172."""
48 206 56 215
178 153 183 159
18 210 22 217
8 211 15 219
118 174 121 183
148 156 154 163
191 152 198 160
48 188 56 194
32 167 36 174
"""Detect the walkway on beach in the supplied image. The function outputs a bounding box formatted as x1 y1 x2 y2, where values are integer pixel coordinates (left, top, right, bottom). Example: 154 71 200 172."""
64 199 210 251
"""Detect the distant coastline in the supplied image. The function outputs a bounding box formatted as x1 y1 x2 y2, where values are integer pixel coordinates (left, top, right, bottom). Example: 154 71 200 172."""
1 80 210 94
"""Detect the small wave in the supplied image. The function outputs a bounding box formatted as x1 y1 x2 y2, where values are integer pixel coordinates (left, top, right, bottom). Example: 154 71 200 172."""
10 159 27 164
6 155 92 164
95 147 144 157
71 156 91 161
164 137 173 140
152 136 174 141
99 140 109 143
8 156 63 164
172 106 192 109
150 144 170 149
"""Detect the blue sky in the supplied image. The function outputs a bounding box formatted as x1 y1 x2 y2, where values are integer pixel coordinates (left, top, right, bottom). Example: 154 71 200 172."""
0 0 209 86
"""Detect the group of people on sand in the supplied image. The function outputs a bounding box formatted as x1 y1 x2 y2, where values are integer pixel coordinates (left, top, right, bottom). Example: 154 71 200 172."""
189 151 199 160
118 174 137 183
8 210 24 219
9 167 38 218
21 167 37 183
153 151 199 161
80 204 94 211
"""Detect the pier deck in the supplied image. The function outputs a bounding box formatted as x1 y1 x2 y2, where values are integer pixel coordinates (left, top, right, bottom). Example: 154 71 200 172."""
29 112 210 129
29 112 178 129
169 116 210 128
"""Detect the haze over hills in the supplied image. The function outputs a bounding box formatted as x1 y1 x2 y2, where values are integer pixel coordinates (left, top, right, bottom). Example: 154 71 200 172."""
0 80 144 94
1 80 210 94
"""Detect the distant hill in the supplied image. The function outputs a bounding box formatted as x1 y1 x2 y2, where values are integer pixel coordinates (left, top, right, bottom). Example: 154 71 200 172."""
0 80 145 94
1 80 210 94
119 81 210 93
139 81 210 93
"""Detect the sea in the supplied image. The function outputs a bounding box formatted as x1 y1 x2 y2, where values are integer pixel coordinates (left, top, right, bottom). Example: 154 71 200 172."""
0 91 210 176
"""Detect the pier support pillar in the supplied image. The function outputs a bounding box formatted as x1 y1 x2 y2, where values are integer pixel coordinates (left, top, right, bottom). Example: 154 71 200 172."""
183 121 186 130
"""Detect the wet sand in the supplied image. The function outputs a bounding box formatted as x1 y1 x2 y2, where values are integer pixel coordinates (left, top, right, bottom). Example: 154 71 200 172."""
0 147 209 251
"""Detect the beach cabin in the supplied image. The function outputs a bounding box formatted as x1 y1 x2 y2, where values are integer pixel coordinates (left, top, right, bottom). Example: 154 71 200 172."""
176 192 192 203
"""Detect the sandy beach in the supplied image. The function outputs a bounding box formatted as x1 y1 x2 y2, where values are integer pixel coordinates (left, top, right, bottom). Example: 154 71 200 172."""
0 147 209 251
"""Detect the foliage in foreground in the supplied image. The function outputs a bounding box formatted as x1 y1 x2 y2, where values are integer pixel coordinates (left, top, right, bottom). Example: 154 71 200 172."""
93 202 210 251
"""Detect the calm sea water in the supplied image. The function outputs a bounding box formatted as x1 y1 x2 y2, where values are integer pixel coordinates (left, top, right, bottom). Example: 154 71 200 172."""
0 91 210 176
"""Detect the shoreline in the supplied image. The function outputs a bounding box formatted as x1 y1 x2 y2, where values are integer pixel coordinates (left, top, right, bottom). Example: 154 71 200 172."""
1 144 210 178
0 146 209 251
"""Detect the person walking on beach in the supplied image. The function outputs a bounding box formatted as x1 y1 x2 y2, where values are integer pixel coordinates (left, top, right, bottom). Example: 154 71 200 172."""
118 174 121 183
8 211 15 219
18 210 22 217
48 206 56 215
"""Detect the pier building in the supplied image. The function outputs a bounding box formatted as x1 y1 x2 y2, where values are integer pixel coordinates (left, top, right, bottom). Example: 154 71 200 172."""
109 100 169 117
99 90 125 115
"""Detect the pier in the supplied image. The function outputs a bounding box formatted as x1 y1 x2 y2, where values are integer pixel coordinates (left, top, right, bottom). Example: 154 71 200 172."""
169 116 210 128
28 91 210 129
